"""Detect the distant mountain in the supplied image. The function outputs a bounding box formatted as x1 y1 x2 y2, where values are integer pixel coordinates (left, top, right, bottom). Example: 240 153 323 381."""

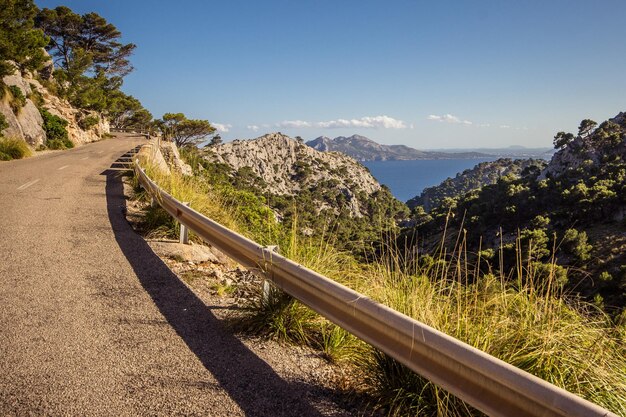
427 146 555 159
306 135 489 161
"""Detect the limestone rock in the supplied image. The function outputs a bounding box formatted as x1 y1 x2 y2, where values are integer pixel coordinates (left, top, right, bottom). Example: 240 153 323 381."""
0 100 23 139
137 140 170 174
35 76 109 146
16 99 45 146
0 67 109 148
204 132 382 217
147 240 228 264
159 141 193 176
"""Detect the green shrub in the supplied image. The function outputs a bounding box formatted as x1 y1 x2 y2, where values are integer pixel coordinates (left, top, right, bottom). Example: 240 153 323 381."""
0 137 32 160
0 113 7 134
237 283 316 344
78 114 99 130
599 271 613 282
27 84 44 107
40 109 73 149
8 85 26 114
562 228 593 261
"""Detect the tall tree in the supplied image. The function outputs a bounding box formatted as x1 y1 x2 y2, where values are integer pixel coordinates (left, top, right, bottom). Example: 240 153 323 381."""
553 131 575 150
36 6 135 78
578 119 597 138
208 134 222 147
160 113 216 147
0 0 49 76
124 108 152 130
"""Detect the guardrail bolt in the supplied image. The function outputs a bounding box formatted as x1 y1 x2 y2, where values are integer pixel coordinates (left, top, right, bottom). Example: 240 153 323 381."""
179 202 190 244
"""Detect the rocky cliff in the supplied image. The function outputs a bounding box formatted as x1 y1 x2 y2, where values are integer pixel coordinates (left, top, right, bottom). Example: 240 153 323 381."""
0 62 109 148
306 134 488 161
203 133 383 217
540 112 626 179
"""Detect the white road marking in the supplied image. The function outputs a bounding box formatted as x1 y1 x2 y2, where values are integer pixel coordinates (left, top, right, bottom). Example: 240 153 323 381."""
17 179 40 190
58 165 69 170
80 156 89 160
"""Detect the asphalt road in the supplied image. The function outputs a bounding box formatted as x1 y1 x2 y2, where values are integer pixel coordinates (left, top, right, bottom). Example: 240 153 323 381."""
0 134 329 416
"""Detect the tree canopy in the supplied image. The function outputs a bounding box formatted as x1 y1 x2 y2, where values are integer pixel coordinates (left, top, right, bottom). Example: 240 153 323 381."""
27 4 152 125
159 113 216 147
578 119 597 138
553 131 575 150
35 6 135 78
0 0 49 76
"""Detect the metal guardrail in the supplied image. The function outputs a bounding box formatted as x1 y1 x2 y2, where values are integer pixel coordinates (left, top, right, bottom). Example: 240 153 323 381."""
134 159 617 417
111 128 153 139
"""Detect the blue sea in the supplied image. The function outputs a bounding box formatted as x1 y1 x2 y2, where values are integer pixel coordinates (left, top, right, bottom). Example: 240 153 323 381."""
363 159 496 203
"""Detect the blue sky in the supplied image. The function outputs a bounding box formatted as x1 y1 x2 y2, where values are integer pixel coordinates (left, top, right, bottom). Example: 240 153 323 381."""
36 0 626 148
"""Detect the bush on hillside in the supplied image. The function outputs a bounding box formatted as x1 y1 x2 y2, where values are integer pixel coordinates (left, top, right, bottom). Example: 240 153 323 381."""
0 137 32 160
8 85 26 114
40 108 73 149
27 84 44 107
78 114 99 130
0 113 8 134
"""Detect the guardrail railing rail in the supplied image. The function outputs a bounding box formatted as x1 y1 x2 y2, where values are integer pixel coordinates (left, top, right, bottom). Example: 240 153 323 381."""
133 157 617 417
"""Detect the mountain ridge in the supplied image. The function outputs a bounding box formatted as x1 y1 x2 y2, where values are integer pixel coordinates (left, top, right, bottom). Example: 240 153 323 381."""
306 134 489 161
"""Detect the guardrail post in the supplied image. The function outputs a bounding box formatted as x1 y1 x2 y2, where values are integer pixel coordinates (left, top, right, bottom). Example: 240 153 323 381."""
179 202 190 244
262 245 280 303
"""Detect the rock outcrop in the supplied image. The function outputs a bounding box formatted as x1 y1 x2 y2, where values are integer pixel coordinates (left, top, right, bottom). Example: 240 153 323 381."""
540 112 626 179
160 141 192 176
204 133 383 217
137 138 193 177
0 71 45 146
0 62 109 148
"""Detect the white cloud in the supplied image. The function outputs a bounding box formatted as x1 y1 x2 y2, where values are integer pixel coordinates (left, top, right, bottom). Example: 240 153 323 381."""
247 125 260 132
428 114 529 130
319 115 407 129
276 115 407 130
275 120 312 129
213 123 232 133
427 114 472 125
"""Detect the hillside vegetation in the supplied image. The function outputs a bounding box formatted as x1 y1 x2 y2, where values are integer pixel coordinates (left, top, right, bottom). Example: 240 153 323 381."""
408 113 626 319
407 158 548 211
139 127 626 416
196 133 409 256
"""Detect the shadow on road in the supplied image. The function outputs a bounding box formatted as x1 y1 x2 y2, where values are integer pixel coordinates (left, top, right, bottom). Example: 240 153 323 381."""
103 169 329 417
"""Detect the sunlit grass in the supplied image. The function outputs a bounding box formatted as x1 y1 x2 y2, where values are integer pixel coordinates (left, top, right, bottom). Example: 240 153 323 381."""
137 149 626 417
0 137 32 160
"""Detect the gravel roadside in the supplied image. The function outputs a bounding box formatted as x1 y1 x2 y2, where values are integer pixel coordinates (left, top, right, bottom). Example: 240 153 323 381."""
122 178 377 417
